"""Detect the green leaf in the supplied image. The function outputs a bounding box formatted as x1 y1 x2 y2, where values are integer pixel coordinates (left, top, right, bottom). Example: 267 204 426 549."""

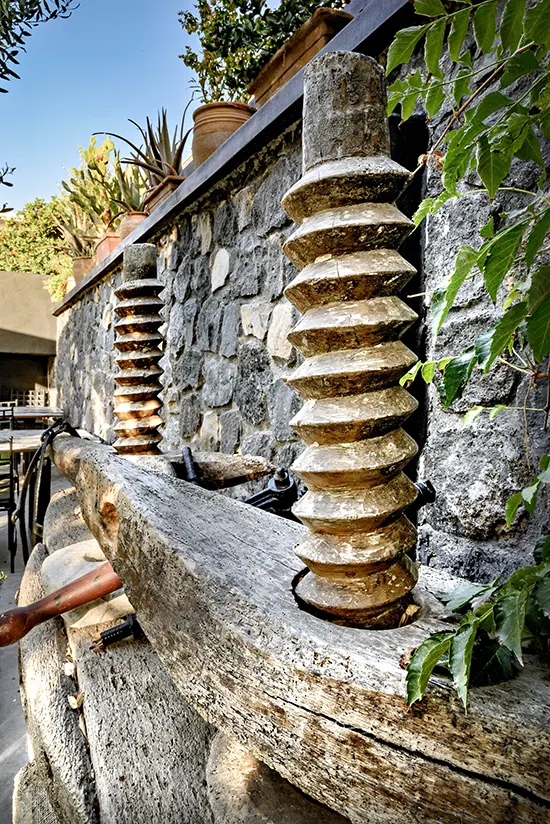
448 8 470 62
521 481 540 514
494 586 531 663
489 404 506 420
434 244 480 333
515 126 545 171
525 215 550 270
482 223 526 301
473 0 497 53
399 360 422 386
469 640 521 686
535 577 550 619
421 361 436 383
440 348 477 406
412 197 436 227
534 534 550 564
528 265 550 313
406 632 455 705
470 91 515 125
500 0 526 53
386 25 430 75
462 405 483 426
452 69 471 107
475 327 494 370
425 81 445 117
524 0 550 46
425 17 446 77
500 51 540 87
526 294 550 361
443 580 491 613
477 134 512 200
414 0 446 15
400 71 423 121
430 287 447 336
449 618 479 708
483 301 528 370
480 216 494 239
505 491 523 526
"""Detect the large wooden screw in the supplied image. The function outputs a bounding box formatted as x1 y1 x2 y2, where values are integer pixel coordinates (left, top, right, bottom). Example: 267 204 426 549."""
113 244 164 454
282 52 420 627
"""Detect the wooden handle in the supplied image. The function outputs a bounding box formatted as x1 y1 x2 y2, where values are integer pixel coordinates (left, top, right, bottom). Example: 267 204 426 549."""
0 561 123 647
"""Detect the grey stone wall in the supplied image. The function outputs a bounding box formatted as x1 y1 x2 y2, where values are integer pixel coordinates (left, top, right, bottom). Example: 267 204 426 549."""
56 123 305 482
56 52 549 584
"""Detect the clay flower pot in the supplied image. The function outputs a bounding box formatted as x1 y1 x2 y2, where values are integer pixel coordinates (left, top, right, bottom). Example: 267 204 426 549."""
119 211 148 241
247 7 353 108
192 102 256 168
95 231 120 264
142 176 186 214
72 255 96 283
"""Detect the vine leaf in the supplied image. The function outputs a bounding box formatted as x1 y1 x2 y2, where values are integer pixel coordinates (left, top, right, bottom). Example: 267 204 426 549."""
505 491 523 526
425 81 445 117
501 51 540 87
406 632 454 706
525 214 550 269
448 8 470 63
477 134 511 200
484 301 528 371
434 245 479 333
414 0 446 16
483 224 525 301
449 619 479 708
535 578 550 618
421 360 436 383
425 17 445 78
386 25 430 75
524 0 550 46
472 0 497 54
494 586 531 664
501 0 526 54
440 348 477 406
469 641 521 686
462 406 483 427
526 294 550 361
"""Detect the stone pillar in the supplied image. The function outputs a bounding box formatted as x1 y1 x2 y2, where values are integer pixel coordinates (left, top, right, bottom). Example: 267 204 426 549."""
282 52 420 627
113 244 164 454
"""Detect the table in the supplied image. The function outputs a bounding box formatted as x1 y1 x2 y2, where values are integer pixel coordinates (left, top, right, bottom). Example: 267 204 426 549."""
0 430 44 453
11 407 64 421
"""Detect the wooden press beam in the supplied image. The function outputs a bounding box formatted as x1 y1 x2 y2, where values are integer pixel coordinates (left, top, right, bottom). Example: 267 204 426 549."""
48 435 550 824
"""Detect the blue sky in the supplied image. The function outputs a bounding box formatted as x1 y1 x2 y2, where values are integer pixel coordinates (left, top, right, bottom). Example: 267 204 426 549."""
1 0 196 211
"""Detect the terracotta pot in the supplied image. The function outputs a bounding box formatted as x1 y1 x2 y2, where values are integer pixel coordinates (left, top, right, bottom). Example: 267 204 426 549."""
119 211 148 241
192 102 256 168
95 231 120 263
247 8 353 107
142 176 186 214
72 255 96 283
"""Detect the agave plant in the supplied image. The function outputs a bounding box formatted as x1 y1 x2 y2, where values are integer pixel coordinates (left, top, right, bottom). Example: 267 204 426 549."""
55 197 98 258
112 154 148 212
94 107 193 191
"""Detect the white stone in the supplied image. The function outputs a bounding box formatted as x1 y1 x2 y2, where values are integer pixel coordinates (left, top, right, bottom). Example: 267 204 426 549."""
199 410 220 451
266 301 294 360
41 539 134 628
211 249 230 292
240 302 272 340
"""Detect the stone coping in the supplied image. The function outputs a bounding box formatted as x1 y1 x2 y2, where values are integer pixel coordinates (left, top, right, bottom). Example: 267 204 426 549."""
53 0 412 317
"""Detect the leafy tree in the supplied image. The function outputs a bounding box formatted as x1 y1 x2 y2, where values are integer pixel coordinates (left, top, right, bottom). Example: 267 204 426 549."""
0 198 71 299
386 0 550 708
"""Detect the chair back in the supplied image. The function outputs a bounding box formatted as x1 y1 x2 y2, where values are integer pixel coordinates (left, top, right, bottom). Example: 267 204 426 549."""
0 406 14 430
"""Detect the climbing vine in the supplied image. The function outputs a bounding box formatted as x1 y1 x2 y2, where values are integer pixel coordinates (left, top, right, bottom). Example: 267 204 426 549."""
386 0 550 707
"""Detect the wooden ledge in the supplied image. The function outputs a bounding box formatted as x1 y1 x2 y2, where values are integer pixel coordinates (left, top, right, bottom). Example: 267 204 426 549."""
49 436 550 823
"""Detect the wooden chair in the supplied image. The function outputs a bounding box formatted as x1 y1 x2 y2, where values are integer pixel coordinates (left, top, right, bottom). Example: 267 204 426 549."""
0 436 17 571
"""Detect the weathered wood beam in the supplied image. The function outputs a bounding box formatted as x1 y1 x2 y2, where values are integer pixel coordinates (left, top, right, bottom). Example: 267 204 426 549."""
49 436 550 824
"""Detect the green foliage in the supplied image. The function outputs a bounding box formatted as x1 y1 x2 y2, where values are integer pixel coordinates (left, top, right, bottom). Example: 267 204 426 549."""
179 0 345 102
389 0 550 708
0 163 14 213
95 108 192 190
0 197 71 300
0 0 76 92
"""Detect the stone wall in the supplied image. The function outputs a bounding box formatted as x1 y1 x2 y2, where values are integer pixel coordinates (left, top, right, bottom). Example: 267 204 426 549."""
55 47 549 583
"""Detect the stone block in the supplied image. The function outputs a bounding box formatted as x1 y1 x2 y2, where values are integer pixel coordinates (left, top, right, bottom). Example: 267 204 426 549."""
240 301 271 341
241 432 274 461
220 410 242 454
252 157 294 237
173 256 193 303
235 341 273 425
211 248 230 292
230 248 261 298
200 410 220 451
220 302 241 357
174 349 203 390
197 295 223 352
266 301 295 361
268 378 302 441
203 358 236 408
180 392 202 438
213 200 238 245
191 258 211 301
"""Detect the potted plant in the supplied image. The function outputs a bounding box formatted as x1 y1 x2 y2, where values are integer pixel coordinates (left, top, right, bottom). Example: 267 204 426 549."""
181 0 352 110
112 158 149 240
95 108 192 213
55 198 97 282
180 1 256 167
